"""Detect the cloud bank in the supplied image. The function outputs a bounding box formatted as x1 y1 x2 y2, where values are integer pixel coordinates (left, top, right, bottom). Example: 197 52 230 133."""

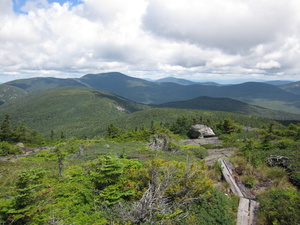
0 0 300 82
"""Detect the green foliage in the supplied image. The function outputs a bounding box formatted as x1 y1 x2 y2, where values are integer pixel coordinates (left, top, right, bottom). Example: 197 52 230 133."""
2 168 47 224
217 118 242 134
0 114 45 146
258 188 300 225
239 123 300 186
105 122 180 143
240 139 263 167
0 141 13 156
186 189 236 225
241 174 257 188
290 172 300 187
106 123 121 139
0 114 11 141
180 144 208 159
1 110 300 225
0 84 27 103
0 142 23 156
87 155 143 205
0 86 149 138
47 172 107 225
169 116 191 136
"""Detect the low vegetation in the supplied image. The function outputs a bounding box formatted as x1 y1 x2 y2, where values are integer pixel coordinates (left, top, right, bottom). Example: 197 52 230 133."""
0 112 299 224
0 75 299 224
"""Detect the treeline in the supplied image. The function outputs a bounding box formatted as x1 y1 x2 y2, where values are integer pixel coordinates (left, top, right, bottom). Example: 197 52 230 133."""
105 116 242 142
0 115 46 156
0 114 43 144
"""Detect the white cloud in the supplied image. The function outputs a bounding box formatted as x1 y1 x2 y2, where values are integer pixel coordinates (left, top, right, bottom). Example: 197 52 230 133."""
256 60 281 69
142 0 295 53
0 0 300 82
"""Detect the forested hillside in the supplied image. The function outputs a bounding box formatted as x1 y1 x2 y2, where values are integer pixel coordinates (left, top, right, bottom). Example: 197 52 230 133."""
5 77 85 92
0 86 149 138
4 72 300 113
156 96 300 120
0 85 27 105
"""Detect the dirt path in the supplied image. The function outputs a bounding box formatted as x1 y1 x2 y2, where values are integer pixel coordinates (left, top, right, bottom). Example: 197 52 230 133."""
205 147 238 165
180 137 238 165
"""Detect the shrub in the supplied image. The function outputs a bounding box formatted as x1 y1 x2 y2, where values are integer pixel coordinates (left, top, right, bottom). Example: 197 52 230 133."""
290 171 300 187
186 188 236 225
216 118 242 134
241 174 257 188
258 188 300 225
10 145 23 155
0 141 13 156
180 144 208 159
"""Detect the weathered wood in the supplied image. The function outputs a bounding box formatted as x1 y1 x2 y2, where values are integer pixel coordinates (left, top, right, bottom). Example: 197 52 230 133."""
236 179 256 200
218 159 259 225
224 160 235 175
237 198 250 225
249 200 259 225
219 159 244 197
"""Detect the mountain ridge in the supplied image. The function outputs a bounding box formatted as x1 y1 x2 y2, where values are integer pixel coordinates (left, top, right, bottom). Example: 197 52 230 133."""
156 96 300 120
3 72 300 114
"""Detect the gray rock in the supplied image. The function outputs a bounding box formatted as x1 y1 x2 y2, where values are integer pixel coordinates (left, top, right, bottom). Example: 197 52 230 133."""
16 143 25 148
187 124 215 139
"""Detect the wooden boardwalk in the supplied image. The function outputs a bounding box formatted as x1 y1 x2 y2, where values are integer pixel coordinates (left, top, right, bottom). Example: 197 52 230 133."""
219 159 259 225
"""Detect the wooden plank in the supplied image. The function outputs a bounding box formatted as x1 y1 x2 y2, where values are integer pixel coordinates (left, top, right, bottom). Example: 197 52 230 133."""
237 198 250 225
218 159 244 197
249 200 259 225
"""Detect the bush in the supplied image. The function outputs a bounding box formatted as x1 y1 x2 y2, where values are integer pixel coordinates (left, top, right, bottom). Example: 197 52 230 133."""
290 172 300 187
258 188 300 225
241 174 257 188
275 139 295 149
180 145 208 159
0 141 12 156
216 118 242 134
186 188 236 225
10 145 23 155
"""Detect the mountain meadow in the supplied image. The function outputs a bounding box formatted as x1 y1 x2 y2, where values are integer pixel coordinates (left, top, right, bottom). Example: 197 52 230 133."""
0 72 299 224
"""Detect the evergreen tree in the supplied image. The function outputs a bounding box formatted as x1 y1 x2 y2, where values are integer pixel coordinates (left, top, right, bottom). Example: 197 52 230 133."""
0 114 12 142
50 130 55 139
106 123 120 139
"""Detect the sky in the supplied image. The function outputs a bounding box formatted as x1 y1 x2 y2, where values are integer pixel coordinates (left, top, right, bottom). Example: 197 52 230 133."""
0 0 300 83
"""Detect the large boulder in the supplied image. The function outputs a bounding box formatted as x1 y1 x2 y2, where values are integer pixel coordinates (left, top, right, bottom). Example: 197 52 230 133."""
187 124 215 139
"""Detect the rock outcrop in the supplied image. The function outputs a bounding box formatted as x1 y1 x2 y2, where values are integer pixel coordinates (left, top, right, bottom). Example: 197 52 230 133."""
187 124 215 139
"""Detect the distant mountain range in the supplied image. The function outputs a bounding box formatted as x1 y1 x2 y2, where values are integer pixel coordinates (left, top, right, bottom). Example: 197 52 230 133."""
1 72 300 137
156 96 300 120
264 80 295 86
154 77 220 86
280 81 300 95
2 72 300 113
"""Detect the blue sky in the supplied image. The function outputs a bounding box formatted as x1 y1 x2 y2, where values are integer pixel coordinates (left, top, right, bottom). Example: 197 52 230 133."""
1 0 300 83
12 0 83 14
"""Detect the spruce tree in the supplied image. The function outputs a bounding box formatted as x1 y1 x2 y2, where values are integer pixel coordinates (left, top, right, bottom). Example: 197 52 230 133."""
0 114 12 142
